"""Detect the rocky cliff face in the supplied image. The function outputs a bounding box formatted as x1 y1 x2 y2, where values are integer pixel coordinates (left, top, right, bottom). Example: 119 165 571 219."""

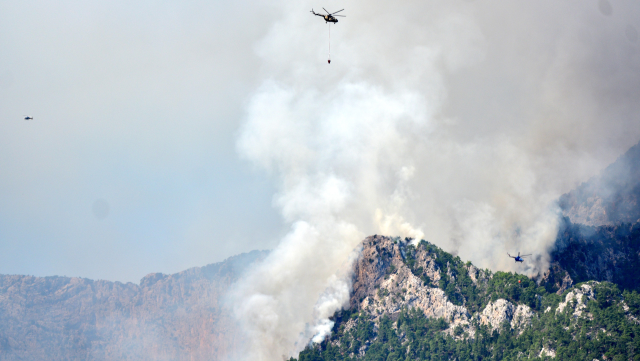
0 250 266 361
479 299 533 332
347 235 533 339
350 236 470 330
555 283 596 317
296 235 640 360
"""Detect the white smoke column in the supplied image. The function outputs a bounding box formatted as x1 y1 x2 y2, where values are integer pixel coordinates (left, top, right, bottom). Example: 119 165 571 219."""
231 0 640 359
232 79 435 359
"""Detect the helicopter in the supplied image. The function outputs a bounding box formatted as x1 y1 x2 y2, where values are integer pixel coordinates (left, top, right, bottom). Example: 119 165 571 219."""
311 8 345 23
508 252 532 263
23 116 33 120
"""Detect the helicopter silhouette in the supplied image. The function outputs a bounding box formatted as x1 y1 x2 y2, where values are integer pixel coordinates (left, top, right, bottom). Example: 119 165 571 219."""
311 8 345 23
508 252 532 263
23 116 33 120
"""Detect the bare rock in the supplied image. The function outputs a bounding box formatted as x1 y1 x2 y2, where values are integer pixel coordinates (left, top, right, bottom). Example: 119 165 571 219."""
478 299 533 332
351 236 470 332
539 346 556 358
511 304 535 330
479 299 515 331
556 282 597 318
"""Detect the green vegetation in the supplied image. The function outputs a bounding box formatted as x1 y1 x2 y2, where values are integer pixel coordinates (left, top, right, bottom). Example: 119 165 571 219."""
550 220 640 293
404 241 545 314
293 282 640 361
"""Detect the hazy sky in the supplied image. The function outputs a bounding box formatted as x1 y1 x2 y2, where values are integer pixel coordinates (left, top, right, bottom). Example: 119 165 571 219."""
0 1 285 282
2 0 640 289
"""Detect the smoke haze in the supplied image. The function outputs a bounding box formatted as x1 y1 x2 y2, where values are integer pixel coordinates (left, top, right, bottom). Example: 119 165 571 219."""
2 0 640 359
232 0 640 359
0 1 284 282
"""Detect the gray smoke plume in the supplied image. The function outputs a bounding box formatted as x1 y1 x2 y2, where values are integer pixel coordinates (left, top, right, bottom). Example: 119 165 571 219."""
231 0 640 359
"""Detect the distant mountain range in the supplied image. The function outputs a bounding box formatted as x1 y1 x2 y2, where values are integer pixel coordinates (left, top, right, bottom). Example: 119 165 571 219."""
0 250 266 361
2 141 640 361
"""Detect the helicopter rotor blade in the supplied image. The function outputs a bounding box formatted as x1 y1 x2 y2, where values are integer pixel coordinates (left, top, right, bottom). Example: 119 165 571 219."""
323 7 330 14
520 254 532 257
331 9 345 14
334 15 346 17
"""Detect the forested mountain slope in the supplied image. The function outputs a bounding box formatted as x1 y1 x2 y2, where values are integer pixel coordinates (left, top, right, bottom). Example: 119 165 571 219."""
294 236 640 361
293 141 640 361
544 219 640 294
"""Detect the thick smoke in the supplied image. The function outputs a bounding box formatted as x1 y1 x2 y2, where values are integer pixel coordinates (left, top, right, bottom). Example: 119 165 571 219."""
231 0 640 359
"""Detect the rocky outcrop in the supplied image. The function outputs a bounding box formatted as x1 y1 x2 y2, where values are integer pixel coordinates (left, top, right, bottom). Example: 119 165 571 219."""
0 250 267 361
556 282 597 318
539 346 556 358
511 304 535 330
351 236 469 330
347 235 546 343
360 274 469 325
479 299 514 330
478 299 533 332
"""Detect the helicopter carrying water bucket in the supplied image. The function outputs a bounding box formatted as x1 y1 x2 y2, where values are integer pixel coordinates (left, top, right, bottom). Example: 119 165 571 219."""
311 8 345 64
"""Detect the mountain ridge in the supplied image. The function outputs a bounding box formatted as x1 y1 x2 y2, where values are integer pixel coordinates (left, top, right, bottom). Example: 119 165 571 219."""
2 140 640 360
0 250 267 361
295 235 640 361
560 141 640 226
542 219 640 295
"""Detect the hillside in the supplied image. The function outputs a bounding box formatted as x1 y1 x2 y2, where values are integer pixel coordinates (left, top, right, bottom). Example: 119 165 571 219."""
292 141 640 361
0 250 266 361
559 141 640 226
543 219 640 294
294 236 640 361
